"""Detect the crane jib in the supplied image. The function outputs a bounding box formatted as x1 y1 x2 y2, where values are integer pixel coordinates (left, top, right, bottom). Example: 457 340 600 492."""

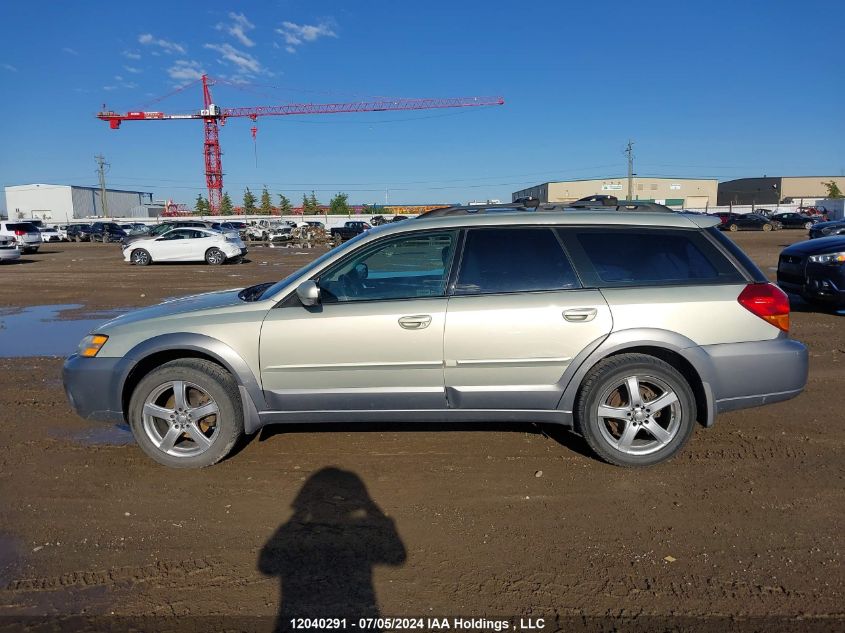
95 73 504 212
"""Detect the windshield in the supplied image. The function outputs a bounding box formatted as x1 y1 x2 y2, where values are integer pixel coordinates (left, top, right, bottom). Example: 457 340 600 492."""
257 229 378 300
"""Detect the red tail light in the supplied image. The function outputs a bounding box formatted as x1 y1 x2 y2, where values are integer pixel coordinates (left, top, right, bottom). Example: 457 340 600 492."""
738 283 790 332
14 230 25 236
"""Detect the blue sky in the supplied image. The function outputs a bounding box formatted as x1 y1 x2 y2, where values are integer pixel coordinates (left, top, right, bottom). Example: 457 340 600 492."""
1 0 843 210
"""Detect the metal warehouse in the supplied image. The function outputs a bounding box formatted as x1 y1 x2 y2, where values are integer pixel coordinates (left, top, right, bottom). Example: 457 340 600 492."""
4 184 155 223
512 177 718 208
717 176 845 206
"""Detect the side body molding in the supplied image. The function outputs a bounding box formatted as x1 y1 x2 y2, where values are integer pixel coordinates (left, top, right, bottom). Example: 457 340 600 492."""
555 328 717 428
117 333 266 435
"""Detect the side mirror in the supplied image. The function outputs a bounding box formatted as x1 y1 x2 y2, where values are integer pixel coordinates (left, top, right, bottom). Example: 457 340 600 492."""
296 280 321 307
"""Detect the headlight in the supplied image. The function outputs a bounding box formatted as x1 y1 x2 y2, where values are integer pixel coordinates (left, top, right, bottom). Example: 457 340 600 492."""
77 334 108 357
808 251 845 265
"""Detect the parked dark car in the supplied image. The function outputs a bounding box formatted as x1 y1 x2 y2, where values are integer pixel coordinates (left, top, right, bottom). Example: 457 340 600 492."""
809 219 845 239
770 212 819 230
369 215 388 226
330 221 372 241
777 236 845 308
88 222 128 243
717 213 779 232
67 223 93 241
390 215 409 222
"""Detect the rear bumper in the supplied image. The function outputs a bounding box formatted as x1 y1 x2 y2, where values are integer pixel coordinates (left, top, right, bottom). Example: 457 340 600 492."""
63 354 125 423
698 337 808 414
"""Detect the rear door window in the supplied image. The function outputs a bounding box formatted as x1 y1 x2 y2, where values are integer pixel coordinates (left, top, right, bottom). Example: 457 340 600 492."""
560 228 745 287
453 227 580 295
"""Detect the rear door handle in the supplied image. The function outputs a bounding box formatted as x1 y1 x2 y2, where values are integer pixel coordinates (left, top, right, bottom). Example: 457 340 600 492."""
398 315 432 330
563 308 598 322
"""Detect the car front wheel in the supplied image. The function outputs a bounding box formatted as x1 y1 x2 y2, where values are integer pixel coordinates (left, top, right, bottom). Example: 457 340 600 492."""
763 223 772 232
728 223 739 232
128 359 244 468
575 353 696 467
131 249 151 266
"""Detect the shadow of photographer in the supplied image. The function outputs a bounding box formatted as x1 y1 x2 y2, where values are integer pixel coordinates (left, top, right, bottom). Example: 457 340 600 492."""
259 467 406 633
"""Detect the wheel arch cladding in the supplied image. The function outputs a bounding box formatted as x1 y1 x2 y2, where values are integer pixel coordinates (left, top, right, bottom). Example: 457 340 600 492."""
118 333 265 434
558 329 714 428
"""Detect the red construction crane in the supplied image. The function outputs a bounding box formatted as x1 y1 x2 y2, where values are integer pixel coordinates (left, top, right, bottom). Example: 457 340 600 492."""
97 75 504 212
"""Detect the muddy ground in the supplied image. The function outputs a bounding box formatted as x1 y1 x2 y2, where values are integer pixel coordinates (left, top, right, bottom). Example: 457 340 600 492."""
0 234 842 631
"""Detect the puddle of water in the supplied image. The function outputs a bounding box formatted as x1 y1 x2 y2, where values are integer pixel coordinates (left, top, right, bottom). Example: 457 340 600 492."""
0 304 124 358
49 423 135 446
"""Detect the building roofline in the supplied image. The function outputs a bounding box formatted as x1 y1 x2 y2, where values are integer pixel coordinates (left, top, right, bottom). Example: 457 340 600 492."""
5 183 153 195
515 175 719 189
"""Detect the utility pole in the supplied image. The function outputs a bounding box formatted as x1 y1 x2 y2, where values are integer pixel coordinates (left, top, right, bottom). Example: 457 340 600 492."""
95 154 109 217
625 140 634 201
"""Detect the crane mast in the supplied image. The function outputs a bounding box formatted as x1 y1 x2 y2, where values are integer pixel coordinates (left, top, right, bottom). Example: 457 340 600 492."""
97 75 504 212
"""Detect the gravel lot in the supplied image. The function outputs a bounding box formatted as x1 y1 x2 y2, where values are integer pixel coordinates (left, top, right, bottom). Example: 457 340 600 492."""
0 234 842 630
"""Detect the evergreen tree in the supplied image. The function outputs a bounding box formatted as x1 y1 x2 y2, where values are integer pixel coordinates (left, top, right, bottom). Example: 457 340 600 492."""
219 192 234 215
309 190 320 213
278 194 293 215
243 187 257 214
329 192 351 215
823 180 843 198
259 186 273 215
194 194 208 215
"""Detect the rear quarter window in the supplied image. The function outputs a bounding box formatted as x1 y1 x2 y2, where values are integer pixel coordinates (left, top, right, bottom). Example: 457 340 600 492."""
559 227 746 287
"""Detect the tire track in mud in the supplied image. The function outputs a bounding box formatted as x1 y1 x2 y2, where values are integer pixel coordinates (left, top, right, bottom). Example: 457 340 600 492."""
4 557 224 593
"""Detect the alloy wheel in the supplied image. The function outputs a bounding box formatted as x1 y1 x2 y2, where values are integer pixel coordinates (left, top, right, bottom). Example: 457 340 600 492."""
596 374 681 456
141 380 220 457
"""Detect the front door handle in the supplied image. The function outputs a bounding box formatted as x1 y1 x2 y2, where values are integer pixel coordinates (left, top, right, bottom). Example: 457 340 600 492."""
563 308 598 322
398 315 432 330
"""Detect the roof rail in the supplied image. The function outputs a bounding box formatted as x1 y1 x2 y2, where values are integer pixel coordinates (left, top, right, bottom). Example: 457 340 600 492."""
416 199 674 218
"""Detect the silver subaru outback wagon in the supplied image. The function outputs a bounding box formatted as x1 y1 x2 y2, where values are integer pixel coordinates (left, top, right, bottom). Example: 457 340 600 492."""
63 211 808 468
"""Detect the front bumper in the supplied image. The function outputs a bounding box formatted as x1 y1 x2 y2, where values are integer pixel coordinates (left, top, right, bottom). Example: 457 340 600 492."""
778 262 845 307
63 354 126 422
700 337 809 414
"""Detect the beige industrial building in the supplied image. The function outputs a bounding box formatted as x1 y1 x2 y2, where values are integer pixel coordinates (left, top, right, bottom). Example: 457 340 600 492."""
717 176 845 205
512 177 718 208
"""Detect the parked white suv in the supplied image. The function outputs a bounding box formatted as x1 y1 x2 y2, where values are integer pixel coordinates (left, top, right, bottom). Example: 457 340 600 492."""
0 221 42 254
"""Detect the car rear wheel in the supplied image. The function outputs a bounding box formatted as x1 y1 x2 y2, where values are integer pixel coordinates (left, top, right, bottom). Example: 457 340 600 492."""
804 221 813 230
131 249 152 266
205 247 226 265
729 223 739 232
575 353 696 467
128 359 244 468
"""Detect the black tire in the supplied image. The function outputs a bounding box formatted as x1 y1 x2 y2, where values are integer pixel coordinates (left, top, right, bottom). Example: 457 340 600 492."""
575 353 696 467
131 249 152 266
205 247 226 265
128 359 244 468
804 221 813 230
728 223 739 232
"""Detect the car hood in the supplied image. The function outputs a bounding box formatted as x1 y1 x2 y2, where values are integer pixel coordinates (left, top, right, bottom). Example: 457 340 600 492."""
782 236 845 256
812 219 845 230
97 288 246 332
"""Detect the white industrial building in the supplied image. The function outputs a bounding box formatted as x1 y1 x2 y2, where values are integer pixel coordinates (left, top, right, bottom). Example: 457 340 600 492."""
4 184 156 223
